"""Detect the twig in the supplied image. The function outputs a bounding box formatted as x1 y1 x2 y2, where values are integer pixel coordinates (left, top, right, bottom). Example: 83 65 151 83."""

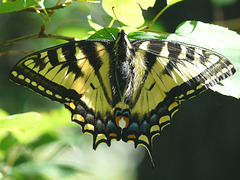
0 32 77 49
0 34 38 48
0 1 78 50
0 50 34 57
22 1 72 13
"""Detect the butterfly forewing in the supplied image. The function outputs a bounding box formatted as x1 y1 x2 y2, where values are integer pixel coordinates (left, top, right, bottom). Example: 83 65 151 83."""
10 30 236 155
124 38 236 149
10 39 115 112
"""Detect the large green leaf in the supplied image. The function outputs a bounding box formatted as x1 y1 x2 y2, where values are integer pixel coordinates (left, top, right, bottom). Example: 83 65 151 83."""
168 21 240 98
102 0 156 27
14 108 72 143
0 112 41 133
0 107 72 143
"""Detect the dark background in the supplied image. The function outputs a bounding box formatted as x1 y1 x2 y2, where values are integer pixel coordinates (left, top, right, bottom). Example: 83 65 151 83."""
139 0 240 179
0 0 240 179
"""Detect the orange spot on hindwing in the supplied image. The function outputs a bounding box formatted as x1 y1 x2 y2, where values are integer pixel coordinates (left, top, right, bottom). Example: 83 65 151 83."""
109 133 118 137
127 134 136 139
114 108 130 129
115 116 122 127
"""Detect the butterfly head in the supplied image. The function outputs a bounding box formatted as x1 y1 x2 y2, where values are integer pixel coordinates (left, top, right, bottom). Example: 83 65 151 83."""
115 30 131 48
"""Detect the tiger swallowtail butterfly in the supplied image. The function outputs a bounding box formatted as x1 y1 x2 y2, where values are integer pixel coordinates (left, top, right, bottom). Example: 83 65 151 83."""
9 29 236 161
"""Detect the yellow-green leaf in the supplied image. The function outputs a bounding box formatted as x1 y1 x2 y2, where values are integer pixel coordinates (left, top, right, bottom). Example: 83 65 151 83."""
137 0 156 10
167 0 183 6
0 112 41 133
0 109 8 119
102 0 153 27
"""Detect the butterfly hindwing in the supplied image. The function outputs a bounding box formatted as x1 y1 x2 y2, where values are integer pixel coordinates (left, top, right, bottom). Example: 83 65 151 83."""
10 30 236 154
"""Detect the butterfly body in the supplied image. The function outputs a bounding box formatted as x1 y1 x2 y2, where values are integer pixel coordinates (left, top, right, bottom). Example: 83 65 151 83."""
10 29 236 154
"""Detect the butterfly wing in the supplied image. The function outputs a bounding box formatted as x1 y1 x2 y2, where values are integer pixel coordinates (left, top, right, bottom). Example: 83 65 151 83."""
9 40 119 143
121 39 236 149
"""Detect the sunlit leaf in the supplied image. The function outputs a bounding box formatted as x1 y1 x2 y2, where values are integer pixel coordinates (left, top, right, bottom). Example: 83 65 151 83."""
12 107 72 143
137 0 155 10
167 0 183 6
0 112 41 133
0 109 8 119
168 21 240 98
102 0 155 27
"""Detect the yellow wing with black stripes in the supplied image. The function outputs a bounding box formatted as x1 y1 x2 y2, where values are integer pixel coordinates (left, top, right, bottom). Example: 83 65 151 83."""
9 30 236 156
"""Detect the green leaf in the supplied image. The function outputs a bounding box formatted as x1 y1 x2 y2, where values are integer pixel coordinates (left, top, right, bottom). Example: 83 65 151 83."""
0 133 18 151
102 0 156 27
0 112 41 133
88 28 160 41
0 0 40 13
168 21 240 98
88 27 120 40
137 0 156 10
167 0 183 6
12 107 72 143
128 31 158 41
0 109 8 119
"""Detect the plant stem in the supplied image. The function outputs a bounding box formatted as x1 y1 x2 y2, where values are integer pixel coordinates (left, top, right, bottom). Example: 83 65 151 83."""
0 50 34 57
0 33 76 49
144 5 170 30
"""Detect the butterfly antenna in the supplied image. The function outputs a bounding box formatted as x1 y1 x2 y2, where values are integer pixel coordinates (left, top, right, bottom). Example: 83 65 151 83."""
103 27 116 40
103 6 122 41
112 6 122 29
